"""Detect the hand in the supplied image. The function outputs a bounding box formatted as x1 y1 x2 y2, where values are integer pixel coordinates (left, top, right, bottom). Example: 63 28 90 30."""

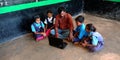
82 43 87 47
43 33 46 37
84 40 88 44
74 32 79 37
55 33 58 38
69 33 73 41
41 33 46 37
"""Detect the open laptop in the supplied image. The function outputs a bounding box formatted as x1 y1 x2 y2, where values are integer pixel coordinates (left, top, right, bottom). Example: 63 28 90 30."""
48 36 67 49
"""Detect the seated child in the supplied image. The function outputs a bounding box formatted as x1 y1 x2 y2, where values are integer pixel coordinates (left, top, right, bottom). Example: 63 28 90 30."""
81 23 104 52
31 15 46 41
44 10 55 36
73 16 86 45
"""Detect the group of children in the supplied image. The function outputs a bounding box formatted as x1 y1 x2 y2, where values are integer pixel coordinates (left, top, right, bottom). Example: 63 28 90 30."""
31 10 104 52
31 10 55 41
73 16 104 52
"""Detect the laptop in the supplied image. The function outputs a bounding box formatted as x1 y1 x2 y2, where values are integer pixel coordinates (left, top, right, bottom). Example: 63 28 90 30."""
48 36 67 49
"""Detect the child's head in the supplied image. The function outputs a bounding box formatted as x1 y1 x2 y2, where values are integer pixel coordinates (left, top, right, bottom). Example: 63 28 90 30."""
86 23 96 32
47 10 53 18
57 7 66 17
34 15 41 24
75 16 84 26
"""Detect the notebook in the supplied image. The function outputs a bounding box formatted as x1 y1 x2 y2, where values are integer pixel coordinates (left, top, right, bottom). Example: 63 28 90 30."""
48 36 67 49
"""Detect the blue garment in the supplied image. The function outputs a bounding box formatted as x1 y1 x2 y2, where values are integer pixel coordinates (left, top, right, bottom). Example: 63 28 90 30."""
50 29 69 39
73 37 80 42
92 35 98 46
31 22 45 32
84 31 89 37
31 22 45 39
92 32 104 45
74 23 85 42
84 32 104 52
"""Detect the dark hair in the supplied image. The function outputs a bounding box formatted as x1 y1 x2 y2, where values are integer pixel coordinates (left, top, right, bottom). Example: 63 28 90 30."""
75 16 84 23
57 7 66 14
47 10 53 14
86 23 96 32
34 15 40 21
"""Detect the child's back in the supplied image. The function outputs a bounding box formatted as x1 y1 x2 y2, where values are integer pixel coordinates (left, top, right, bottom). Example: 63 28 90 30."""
93 32 104 42
75 23 86 40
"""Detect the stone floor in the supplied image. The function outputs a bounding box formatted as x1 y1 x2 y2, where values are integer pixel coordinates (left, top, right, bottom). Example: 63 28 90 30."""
0 14 120 60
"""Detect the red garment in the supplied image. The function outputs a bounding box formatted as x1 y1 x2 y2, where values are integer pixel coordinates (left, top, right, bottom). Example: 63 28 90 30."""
55 13 74 31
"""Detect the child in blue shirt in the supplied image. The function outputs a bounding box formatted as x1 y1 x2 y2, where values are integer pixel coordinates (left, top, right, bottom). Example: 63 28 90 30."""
81 23 104 52
73 16 86 45
44 10 55 36
31 15 46 41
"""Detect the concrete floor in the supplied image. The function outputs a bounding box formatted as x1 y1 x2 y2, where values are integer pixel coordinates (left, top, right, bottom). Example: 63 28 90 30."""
0 14 120 60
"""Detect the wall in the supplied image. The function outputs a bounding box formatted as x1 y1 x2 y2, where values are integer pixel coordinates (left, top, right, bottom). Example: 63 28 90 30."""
84 0 120 21
0 0 83 43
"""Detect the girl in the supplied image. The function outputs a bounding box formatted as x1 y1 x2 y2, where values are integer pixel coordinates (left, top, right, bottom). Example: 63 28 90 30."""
44 10 55 36
81 23 104 52
31 15 46 41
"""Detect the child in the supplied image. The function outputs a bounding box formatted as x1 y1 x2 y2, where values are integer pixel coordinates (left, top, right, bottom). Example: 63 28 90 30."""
81 23 104 52
31 15 46 41
73 16 86 45
44 10 55 36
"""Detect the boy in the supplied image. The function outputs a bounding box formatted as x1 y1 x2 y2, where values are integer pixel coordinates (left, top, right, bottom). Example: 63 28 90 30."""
31 15 46 41
73 16 86 45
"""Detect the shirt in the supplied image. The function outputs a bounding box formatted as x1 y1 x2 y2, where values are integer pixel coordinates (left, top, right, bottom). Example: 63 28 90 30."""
92 32 104 46
31 22 45 32
84 32 104 46
44 17 55 24
75 23 85 40
55 13 74 30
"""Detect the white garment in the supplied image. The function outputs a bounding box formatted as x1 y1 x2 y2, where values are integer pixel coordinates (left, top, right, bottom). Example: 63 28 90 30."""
44 17 55 24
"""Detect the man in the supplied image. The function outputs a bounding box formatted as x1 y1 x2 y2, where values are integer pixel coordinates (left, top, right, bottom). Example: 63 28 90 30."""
51 7 74 41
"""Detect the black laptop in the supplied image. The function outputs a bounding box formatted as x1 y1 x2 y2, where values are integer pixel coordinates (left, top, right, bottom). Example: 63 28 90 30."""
48 36 67 49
